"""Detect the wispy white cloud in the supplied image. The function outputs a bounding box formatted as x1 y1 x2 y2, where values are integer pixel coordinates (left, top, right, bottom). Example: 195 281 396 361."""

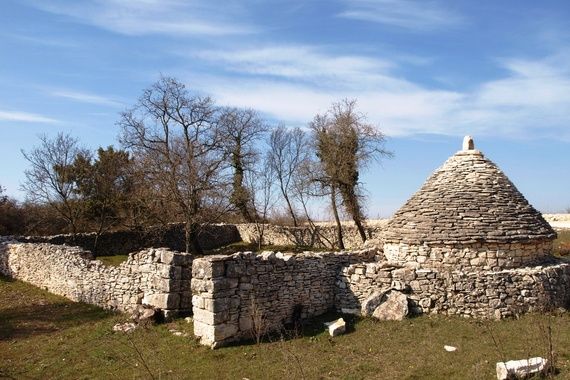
338 0 463 31
28 0 256 37
190 45 570 140
0 110 59 124
4 33 78 48
49 89 124 107
195 45 413 92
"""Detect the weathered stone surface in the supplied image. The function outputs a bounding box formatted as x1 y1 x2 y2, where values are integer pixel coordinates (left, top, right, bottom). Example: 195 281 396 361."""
496 357 548 380
235 222 387 250
372 291 408 321
361 290 387 316
0 242 193 315
324 318 346 336
191 249 376 347
336 260 570 321
132 304 156 323
113 322 136 333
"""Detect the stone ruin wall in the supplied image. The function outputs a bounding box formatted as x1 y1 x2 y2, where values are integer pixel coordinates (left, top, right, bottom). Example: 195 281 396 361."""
192 248 570 347
0 240 193 318
14 222 382 256
235 223 384 250
383 240 554 271
18 223 241 257
336 261 570 320
191 249 377 347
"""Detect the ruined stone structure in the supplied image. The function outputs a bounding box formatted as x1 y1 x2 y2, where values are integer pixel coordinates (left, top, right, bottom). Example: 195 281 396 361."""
0 240 193 318
1 136 568 349
191 249 376 347
191 137 569 347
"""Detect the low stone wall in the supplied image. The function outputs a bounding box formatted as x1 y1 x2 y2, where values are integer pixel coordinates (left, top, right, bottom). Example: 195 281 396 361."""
18 223 241 256
336 260 570 319
0 240 193 318
383 241 553 271
191 249 377 347
235 224 384 250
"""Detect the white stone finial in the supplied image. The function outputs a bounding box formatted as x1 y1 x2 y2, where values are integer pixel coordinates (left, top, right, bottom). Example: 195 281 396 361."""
462 135 474 151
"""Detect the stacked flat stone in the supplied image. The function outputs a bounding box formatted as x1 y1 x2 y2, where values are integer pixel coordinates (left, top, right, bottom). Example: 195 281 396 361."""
383 136 556 269
0 241 193 319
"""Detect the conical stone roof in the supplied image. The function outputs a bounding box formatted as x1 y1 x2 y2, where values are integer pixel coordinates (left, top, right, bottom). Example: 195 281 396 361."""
383 136 556 245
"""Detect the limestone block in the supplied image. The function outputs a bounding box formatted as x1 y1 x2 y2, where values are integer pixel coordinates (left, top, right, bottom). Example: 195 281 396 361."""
496 357 548 380
361 290 387 316
143 293 180 309
372 291 409 321
158 264 181 279
324 318 346 336
204 297 231 313
212 277 239 291
192 295 205 309
160 250 175 264
194 321 238 342
192 259 225 279
193 307 230 325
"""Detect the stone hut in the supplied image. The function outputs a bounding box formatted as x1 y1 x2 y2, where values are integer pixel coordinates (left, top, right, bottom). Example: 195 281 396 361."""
382 136 557 271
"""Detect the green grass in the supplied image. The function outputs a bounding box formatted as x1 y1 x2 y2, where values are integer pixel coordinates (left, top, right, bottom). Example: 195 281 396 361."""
1 275 570 379
205 241 329 255
96 255 129 267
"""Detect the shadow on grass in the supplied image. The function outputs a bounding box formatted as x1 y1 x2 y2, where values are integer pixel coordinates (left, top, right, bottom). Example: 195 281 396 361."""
222 310 360 348
0 274 15 283
0 301 112 341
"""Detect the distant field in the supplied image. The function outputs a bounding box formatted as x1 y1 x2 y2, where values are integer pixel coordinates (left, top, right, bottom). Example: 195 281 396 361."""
1 275 569 379
555 230 570 257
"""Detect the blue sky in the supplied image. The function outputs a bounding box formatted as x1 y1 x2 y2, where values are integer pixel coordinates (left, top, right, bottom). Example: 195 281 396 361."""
1 0 569 217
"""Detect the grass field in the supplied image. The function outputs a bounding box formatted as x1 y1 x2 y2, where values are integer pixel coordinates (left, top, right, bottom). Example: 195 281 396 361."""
1 275 569 379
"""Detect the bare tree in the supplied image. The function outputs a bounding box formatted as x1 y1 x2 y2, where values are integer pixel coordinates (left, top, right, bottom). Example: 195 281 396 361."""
21 133 88 236
267 125 311 227
119 76 228 254
247 156 277 250
310 99 392 247
218 107 267 222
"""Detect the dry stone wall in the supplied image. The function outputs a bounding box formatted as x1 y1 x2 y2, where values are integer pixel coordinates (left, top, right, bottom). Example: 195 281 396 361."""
18 223 241 256
235 224 384 250
383 241 553 271
0 240 193 318
191 249 377 347
336 260 570 319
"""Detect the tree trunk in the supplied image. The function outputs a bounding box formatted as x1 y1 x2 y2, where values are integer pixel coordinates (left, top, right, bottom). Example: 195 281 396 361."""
280 185 298 227
330 185 344 250
231 146 254 222
353 216 367 243
339 183 367 243
184 221 191 253
189 222 203 255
